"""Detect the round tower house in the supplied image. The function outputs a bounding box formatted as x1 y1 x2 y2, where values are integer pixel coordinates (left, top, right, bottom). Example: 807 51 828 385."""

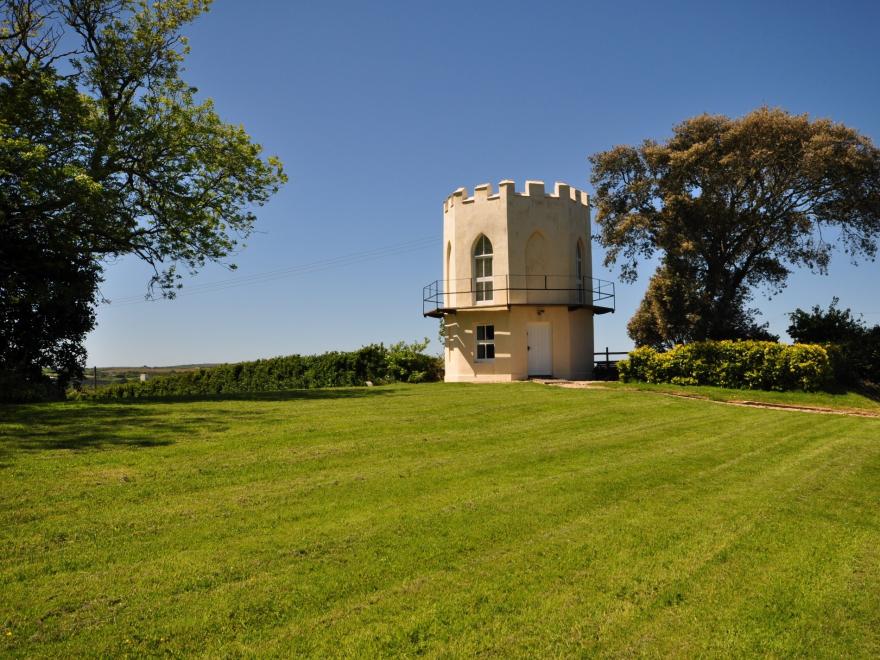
423 180 615 382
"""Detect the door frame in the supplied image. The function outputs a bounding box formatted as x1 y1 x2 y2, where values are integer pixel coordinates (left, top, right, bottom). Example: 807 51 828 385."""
527 322 552 377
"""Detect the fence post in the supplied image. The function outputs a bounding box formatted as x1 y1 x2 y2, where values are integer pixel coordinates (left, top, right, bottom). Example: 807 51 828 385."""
93 365 97 390
605 347 610 367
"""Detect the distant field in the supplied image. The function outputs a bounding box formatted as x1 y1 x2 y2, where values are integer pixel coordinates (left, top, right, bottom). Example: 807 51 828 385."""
1 383 879 656
80 364 220 388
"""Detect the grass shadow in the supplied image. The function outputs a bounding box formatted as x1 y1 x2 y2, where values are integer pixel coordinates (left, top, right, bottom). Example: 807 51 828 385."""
0 387 401 466
0 404 208 465
797 380 880 405
855 381 880 403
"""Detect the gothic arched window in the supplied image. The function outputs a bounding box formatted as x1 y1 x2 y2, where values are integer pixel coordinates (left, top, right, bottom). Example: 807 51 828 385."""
473 235 493 302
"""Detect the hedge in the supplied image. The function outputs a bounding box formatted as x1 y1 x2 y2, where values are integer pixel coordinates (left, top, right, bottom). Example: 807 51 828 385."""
617 340 832 391
75 341 442 401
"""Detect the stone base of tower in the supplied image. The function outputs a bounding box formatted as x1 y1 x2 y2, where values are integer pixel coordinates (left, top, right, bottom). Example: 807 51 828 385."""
443 306 595 383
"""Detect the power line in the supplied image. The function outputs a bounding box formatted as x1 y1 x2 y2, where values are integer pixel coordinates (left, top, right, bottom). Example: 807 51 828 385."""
107 235 438 306
109 237 436 305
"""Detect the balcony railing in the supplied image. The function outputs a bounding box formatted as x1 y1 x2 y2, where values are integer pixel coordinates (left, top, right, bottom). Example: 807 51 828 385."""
423 274 615 317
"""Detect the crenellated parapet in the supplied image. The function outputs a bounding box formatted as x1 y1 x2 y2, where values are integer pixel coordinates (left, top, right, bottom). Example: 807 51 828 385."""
443 179 589 212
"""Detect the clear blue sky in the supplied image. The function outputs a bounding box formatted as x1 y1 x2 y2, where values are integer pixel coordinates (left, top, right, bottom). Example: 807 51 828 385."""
86 0 880 366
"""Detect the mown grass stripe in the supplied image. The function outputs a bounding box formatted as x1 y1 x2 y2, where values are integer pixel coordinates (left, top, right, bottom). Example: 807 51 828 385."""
1 384 878 657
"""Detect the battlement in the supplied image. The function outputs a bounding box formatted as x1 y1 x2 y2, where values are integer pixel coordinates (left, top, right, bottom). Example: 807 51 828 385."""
443 180 589 212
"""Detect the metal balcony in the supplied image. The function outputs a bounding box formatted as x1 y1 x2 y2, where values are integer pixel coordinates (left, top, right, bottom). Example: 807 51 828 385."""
422 274 615 318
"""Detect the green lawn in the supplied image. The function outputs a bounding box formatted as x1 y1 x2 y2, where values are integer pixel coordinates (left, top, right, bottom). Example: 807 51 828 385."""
1 383 879 657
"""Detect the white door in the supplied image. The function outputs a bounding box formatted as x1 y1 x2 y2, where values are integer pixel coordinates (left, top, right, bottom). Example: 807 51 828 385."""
527 322 552 376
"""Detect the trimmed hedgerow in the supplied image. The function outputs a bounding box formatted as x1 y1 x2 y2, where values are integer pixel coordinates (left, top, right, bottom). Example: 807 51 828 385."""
76 340 442 401
617 340 832 392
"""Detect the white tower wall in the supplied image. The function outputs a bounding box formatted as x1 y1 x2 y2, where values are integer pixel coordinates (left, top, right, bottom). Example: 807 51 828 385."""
438 180 600 382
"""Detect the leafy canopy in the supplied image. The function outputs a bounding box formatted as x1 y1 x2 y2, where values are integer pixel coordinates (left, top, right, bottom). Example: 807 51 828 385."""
589 107 880 347
787 298 880 385
0 0 286 397
787 297 868 344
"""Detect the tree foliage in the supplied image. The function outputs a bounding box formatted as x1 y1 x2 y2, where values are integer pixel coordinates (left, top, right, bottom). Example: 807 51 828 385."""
0 0 286 399
787 297 866 344
0 220 98 398
787 298 880 385
590 107 880 347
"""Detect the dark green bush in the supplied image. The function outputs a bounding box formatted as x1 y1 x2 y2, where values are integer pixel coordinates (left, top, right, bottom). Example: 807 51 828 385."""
617 340 832 391
0 368 64 403
788 299 880 386
74 341 442 401
821 333 880 386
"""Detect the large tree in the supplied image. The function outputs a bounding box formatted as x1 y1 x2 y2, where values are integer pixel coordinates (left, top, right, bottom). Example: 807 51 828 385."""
589 107 880 349
0 0 286 398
